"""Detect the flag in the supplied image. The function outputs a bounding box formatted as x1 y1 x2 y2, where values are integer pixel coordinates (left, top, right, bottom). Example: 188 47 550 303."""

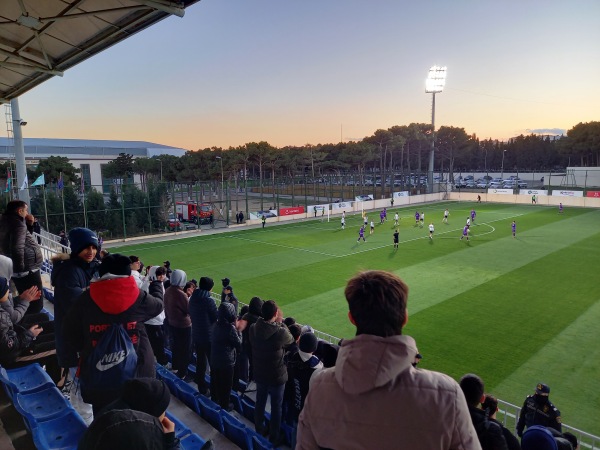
57 173 64 190
31 174 45 187
4 169 11 192
20 174 28 191
80 175 85 194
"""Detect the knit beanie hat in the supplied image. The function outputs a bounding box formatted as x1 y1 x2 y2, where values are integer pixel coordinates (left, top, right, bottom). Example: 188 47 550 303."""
0 277 9 299
98 254 132 277
299 332 318 353
68 227 98 256
121 378 171 418
521 426 558 450
199 276 214 291
170 269 187 288
221 277 230 287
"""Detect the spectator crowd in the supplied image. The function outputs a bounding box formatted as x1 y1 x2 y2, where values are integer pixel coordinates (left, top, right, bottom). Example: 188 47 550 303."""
0 199 583 449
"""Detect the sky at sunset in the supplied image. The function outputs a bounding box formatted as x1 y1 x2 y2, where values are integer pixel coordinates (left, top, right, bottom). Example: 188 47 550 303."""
16 0 600 151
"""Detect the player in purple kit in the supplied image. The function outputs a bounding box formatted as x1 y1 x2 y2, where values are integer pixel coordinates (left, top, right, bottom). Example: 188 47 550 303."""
511 220 516 238
414 211 420 227
470 209 476 224
383 207 387 222
357 225 366 242
559 203 563 214
380 210 385 225
460 225 470 241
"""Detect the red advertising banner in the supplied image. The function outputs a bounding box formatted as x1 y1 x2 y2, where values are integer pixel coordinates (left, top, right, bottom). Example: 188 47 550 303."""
280 206 305 216
586 191 600 198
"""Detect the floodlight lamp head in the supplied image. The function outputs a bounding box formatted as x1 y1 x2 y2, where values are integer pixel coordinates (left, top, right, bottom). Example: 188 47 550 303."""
425 65 447 93
19 120 27 126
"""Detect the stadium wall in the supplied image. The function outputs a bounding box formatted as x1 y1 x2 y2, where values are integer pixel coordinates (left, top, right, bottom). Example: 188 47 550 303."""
449 192 600 208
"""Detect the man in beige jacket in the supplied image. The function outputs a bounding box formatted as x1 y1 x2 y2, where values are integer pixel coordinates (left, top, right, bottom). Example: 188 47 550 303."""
297 270 481 450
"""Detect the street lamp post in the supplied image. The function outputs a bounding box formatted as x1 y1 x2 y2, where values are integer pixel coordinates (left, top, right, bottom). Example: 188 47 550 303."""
425 65 447 194
216 156 224 202
501 149 507 180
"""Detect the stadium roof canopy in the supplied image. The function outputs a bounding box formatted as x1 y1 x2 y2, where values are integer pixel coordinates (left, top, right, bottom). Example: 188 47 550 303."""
0 0 200 103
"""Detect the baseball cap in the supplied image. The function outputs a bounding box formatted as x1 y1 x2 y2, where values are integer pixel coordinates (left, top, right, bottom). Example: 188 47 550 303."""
535 383 550 395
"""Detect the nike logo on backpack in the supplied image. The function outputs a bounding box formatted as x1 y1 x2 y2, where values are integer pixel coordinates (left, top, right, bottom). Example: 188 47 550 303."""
95 350 128 371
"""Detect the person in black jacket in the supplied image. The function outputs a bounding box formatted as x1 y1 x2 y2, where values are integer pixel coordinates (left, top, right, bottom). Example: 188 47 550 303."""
249 300 294 445
0 200 44 315
189 276 217 395
222 285 239 315
516 383 562 437
482 394 521 450
460 374 508 450
63 254 164 414
237 296 263 385
210 302 242 410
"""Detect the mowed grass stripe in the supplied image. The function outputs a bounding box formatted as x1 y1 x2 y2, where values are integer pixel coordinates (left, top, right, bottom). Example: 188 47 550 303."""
492 298 600 435
406 229 600 434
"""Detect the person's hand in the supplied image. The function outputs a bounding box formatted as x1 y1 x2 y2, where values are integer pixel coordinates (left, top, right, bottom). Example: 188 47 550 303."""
25 214 35 225
161 416 175 434
29 325 43 337
19 286 41 302
275 307 284 323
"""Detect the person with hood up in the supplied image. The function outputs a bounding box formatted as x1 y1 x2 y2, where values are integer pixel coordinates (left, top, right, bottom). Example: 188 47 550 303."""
249 300 294 446
189 276 217 395
164 269 192 380
236 296 263 385
210 302 242 410
143 266 169 366
296 270 479 450
63 253 164 414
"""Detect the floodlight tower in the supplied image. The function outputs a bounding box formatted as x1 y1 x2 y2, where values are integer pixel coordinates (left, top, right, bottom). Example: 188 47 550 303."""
425 65 447 193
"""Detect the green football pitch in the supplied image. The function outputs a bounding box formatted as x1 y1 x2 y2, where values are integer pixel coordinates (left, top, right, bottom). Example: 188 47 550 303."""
111 201 600 435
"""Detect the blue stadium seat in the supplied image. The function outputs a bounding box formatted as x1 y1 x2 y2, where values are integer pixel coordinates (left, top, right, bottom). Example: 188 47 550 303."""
0 363 55 400
165 411 192 439
230 390 243 414
42 287 55 304
160 369 180 396
13 386 72 431
30 409 87 450
222 413 252 450
175 379 202 415
241 396 256 423
180 432 208 450
164 348 172 362
197 395 223 433
41 307 54 320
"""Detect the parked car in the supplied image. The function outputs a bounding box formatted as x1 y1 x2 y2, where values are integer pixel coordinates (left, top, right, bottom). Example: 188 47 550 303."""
455 180 467 188
488 182 504 189
465 182 477 188
476 181 489 188
518 181 528 188
167 213 182 231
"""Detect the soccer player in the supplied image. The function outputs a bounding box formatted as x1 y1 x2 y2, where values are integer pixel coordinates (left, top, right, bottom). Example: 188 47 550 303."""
370 220 375 235
341 216 345 230
383 207 387 222
394 212 399 226
559 203 563 214
511 220 516 238
443 208 449 224
420 212 425 228
466 217 471 228
357 225 366 242
470 209 476 225
460 225 470 241
393 229 399 249
380 210 385 225
414 211 420 227
428 223 434 240
364 215 368 227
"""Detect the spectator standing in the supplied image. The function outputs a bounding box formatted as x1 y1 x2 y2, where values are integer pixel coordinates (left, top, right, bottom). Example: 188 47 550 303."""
460 374 508 450
482 394 521 450
164 269 192 381
297 270 480 450
285 332 323 449
189 276 217 395
51 227 99 423
58 230 69 248
222 285 239 315
0 200 44 315
63 254 164 414
143 266 169 366
516 383 562 438
237 296 263 384
220 277 230 302
239 211 244 223
210 302 242 410
129 255 144 288
163 260 172 289
249 300 294 446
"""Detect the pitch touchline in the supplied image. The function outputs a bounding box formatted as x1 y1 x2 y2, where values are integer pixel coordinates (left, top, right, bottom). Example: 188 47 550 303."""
226 235 339 257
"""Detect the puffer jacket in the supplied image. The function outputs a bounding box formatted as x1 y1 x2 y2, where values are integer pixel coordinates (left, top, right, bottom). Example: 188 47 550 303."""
249 317 293 385
0 213 42 273
63 275 164 407
297 334 481 450
210 302 242 370
189 288 217 344
0 297 32 366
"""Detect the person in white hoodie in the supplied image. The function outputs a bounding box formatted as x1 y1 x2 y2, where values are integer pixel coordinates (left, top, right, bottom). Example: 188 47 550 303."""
143 266 169 366
129 255 144 289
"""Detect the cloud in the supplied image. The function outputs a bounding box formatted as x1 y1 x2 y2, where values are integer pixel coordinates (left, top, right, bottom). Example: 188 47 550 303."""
525 128 566 135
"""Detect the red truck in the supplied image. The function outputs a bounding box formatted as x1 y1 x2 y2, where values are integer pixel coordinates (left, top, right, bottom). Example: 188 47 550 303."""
175 202 214 225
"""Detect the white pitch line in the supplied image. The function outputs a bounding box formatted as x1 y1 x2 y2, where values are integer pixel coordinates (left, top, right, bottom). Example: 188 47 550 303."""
227 234 340 258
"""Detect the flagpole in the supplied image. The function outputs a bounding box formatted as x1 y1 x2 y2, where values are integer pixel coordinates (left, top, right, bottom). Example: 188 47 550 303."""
60 172 67 233
82 180 88 228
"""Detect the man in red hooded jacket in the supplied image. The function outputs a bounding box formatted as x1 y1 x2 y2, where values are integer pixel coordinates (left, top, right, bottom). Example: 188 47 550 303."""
63 253 164 414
